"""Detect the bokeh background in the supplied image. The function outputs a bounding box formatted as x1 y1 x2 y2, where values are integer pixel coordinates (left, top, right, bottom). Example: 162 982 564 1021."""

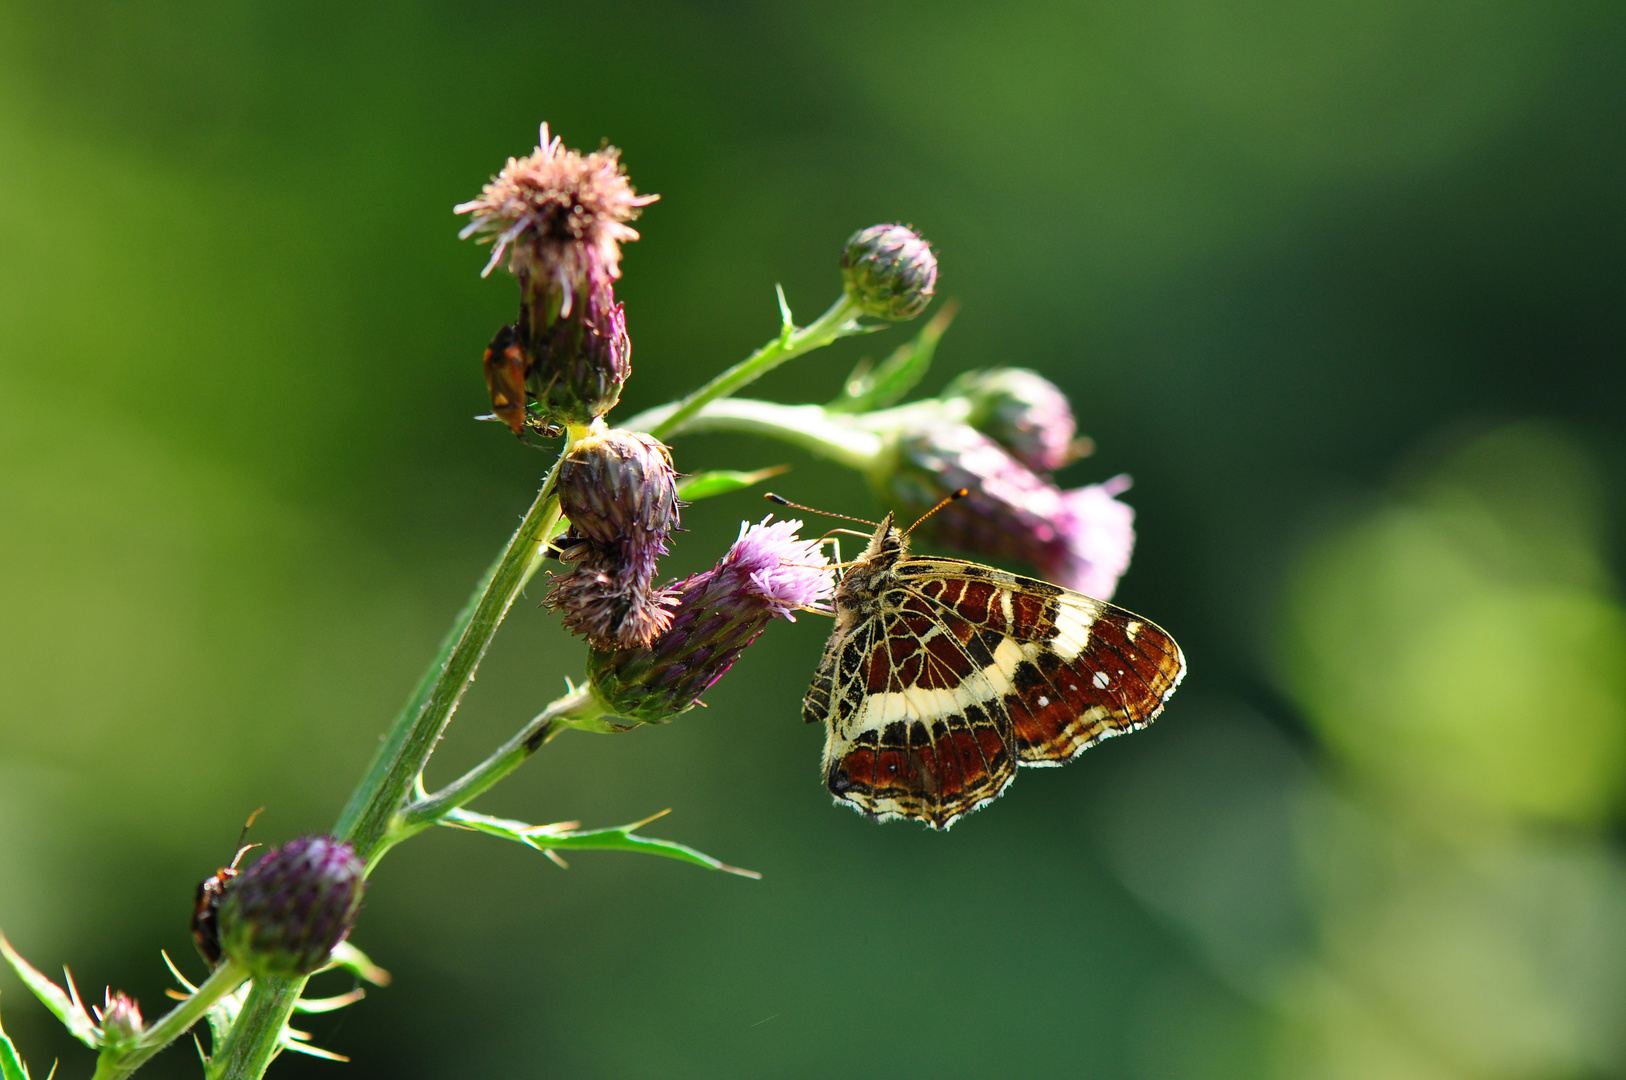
2 2 1625 1077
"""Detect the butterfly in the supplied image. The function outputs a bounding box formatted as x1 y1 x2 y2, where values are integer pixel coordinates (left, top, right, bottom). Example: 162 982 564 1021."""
802 512 1185 829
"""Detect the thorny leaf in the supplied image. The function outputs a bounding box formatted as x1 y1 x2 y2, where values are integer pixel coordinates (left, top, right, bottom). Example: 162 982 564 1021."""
440 807 760 878
0 939 97 1048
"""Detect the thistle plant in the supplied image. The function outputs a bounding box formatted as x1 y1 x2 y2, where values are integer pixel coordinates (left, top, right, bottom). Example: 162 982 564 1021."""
0 123 1144 1078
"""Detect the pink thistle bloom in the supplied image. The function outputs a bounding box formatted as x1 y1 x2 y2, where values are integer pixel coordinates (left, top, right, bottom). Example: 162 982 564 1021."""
588 518 833 726
880 424 1136 600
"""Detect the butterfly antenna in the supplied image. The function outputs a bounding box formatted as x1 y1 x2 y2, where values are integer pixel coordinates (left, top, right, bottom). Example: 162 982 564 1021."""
764 493 880 528
903 488 970 537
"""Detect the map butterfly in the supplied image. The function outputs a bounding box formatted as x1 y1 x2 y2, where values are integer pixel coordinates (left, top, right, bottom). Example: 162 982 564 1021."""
802 510 1185 829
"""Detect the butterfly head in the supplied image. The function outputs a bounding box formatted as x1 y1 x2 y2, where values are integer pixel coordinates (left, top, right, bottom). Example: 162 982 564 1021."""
860 512 908 565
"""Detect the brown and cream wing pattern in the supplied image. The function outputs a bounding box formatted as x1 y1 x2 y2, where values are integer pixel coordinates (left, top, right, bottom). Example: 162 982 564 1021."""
895 558 1185 765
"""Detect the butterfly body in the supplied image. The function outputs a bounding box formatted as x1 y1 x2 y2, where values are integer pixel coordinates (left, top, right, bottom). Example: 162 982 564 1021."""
804 514 1184 829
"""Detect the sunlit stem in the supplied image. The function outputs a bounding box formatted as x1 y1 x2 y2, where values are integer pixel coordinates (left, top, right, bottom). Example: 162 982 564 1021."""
90 960 247 1080
333 434 582 868
393 684 607 838
626 293 864 440
219 429 587 1080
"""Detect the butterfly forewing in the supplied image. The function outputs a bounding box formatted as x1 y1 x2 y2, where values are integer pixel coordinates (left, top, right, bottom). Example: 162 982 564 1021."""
900 559 1184 765
805 537 1185 829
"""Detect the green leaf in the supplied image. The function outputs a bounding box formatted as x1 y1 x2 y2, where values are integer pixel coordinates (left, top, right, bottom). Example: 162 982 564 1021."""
828 299 958 413
677 465 790 502
0 939 97 1048
0 995 34 1080
439 808 761 879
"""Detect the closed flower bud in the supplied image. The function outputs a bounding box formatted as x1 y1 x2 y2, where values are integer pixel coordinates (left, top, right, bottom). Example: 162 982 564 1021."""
587 518 833 726
943 367 1084 473
218 836 365 978
557 429 679 544
840 224 938 321
96 991 143 1046
457 124 655 428
876 425 1135 600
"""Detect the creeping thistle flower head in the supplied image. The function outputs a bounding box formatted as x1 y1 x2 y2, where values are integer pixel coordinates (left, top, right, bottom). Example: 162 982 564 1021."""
944 367 1085 473
95 990 143 1046
218 836 366 978
587 517 833 726
456 123 655 297
458 124 655 428
878 425 1136 600
546 428 682 647
841 224 938 321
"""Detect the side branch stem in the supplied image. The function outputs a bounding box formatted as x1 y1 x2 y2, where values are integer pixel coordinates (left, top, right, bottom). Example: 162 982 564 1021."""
628 294 862 440
91 960 247 1080
334 453 571 866
396 685 606 835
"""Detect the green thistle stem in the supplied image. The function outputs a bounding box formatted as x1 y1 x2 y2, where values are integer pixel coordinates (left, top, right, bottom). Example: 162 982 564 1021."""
218 433 580 1080
395 684 607 836
627 293 863 440
210 978 300 1080
638 398 882 470
335 455 572 867
89 961 247 1080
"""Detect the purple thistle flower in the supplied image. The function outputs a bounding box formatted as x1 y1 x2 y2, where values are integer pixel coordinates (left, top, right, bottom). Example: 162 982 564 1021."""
878 424 1136 600
217 836 366 978
587 517 833 726
944 367 1086 473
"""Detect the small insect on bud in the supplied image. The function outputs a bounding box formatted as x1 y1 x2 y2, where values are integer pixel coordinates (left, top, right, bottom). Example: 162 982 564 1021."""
840 224 938 321
587 517 833 726
457 123 656 428
95 990 143 1046
877 424 1136 600
943 367 1086 473
482 323 530 437
217 836 366 978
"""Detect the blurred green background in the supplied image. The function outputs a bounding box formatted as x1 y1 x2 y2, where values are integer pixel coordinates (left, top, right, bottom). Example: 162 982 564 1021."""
2 2 1625 1077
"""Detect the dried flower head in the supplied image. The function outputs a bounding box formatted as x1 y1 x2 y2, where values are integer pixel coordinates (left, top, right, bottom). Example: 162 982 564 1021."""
878 424 1136 600
944 367 1085 473
458 124 655 428
456 123 656 298
588 517 833 726
545 428 682 647
218 836 366 978
841 224 938 321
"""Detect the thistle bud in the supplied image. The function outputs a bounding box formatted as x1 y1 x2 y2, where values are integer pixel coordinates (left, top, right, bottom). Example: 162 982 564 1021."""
217 836 365 978
457 124 655 428
546 428 682 647
876 424 1135 600
557 429 680 544
943 367 1084 473
588 517 833 726
96 991 143 1046
840 224 937 321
